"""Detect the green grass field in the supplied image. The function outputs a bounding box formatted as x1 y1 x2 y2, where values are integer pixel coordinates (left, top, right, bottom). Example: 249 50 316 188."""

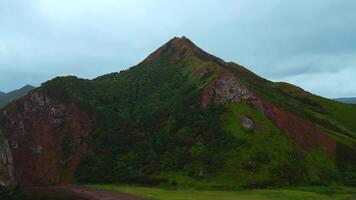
88 184 356 200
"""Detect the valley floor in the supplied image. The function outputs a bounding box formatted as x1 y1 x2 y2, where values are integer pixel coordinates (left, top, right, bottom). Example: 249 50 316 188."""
87 184 356 200
17 185 356 200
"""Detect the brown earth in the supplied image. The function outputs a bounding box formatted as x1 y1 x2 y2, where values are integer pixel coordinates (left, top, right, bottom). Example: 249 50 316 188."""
22 186 148 200
260 100 336 155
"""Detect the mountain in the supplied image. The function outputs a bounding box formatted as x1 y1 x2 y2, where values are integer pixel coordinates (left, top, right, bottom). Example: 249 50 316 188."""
0 85 35 108
334 97 356 104
1 37 356 193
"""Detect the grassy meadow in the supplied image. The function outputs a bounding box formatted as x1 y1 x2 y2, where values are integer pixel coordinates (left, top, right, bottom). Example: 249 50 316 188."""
88 184 356 200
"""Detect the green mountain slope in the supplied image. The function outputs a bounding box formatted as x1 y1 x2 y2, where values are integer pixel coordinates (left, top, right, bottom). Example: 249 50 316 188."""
1 37 356 189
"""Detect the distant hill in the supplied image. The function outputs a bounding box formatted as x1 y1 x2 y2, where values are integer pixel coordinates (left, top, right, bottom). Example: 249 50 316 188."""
334 97 356 104
0 85 35 108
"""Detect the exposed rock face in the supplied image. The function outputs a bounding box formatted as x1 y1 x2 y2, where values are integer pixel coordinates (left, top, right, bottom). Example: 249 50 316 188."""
201 74 256 108
0 91 94 186
0 137 16 193
201 73 336 155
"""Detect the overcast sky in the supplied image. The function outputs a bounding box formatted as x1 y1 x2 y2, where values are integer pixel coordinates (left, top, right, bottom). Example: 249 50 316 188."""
0 0 355 98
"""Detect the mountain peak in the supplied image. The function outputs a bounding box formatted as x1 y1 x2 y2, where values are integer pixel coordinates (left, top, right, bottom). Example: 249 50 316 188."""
142 36 213 64
169 36 196 48
142 36 227 67
21 85 35 90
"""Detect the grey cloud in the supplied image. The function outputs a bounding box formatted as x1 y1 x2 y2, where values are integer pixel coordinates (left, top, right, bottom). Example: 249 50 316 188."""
0 0 355 98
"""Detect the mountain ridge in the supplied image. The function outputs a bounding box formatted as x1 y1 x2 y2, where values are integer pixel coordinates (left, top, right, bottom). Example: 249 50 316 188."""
0 85 35 108
1 37 356 193
334 97 356 104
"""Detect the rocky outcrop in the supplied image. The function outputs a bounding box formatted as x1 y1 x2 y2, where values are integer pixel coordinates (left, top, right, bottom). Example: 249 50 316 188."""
201 74 257 108
0 136 16 194
240 116 255 130
0 91 95 186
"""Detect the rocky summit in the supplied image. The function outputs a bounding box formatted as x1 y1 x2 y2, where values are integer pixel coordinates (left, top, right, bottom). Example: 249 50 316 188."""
1 37 356 193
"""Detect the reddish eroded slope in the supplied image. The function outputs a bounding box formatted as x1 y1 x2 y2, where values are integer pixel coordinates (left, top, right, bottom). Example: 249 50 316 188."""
261 100 336 155
0 91 95 186
142 36 227 66
142 36 194 64
201 73 336 155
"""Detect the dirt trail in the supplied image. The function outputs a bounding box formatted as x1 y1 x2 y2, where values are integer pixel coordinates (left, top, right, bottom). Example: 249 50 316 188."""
21 186 148 200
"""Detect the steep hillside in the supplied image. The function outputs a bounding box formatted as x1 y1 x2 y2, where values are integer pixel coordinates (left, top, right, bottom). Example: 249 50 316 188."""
0 85 35 108
1 37 356 192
